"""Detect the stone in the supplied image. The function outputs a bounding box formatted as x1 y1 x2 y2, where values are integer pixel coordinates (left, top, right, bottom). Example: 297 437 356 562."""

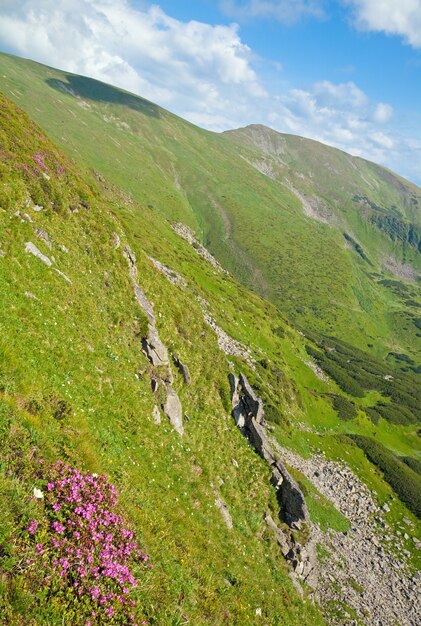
25 242 52 267
163 387 184 435
53 268 72 283
230 372 316 586
112 233 121 249
36 228 52 249
174 357 191 385
239 373 264 423
152 405 161 425
265 512 290 556
214 497 233 529
142 326 169 366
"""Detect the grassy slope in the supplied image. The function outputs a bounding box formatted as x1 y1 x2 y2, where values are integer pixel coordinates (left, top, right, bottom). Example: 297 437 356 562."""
0 52 420 363
0 91 328 625
0 65 420 622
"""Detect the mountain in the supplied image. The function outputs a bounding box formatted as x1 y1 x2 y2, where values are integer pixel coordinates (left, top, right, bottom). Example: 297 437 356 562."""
0 53 420 625
0 52 420 363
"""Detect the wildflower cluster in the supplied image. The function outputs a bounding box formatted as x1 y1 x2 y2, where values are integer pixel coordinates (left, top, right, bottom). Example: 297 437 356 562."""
27 461 149 624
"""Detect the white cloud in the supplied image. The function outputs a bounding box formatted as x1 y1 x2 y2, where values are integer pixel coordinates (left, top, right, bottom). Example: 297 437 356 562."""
0 0 265 113
372 102 393 123
0 1 419 183
221 0 325 23
344 0 421 48
371 131 395 148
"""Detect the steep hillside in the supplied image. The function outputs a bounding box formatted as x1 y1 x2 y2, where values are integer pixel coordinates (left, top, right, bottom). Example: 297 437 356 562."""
0 91 327 625
0 63 420 624
0 52 420 364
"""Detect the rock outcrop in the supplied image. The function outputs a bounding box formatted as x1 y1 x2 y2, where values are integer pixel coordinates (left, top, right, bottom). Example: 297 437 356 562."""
25 241 52 267
123 245 184 435
229 373 317 586
200 299 254 367
172 222 228 274
148 256 187 288
173 356 191 385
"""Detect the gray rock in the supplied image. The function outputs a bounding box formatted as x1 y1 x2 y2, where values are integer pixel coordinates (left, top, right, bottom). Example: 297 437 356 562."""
163 387 184 435
174 356 191 385
215 497 233 529
142 326 169 366
152 405 161 425
53 268 72 284
36 228 52 249
230 372 316 586
265 512 290 556
113 233 121 249
25 242 52 267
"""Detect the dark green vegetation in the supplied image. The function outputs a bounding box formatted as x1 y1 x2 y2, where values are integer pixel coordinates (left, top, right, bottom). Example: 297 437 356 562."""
348 436 421 518
305 336 421 425
0 53 420 623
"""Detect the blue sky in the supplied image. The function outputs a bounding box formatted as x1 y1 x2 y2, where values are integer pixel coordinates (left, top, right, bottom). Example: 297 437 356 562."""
0 0 420 184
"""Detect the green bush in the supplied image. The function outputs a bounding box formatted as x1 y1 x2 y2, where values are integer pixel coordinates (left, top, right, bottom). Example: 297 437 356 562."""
331 395 357 421
401 456 421 476
350 435 421 518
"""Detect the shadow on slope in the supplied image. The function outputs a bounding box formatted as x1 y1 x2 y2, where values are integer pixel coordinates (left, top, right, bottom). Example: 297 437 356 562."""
46 74 161 117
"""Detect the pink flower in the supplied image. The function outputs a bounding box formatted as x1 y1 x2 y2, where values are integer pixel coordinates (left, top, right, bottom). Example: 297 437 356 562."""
52 521 65 533
27 520 38 535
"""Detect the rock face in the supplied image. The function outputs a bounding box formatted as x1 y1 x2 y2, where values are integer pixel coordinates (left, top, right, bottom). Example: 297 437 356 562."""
142 326 169 367
123 245 183 435
229 373 317 586
148 256 187 288
200 299 254 367
174 356 191 385
35 228 52 249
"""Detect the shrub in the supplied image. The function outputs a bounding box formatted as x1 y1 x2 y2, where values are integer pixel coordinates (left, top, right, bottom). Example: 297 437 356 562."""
349 436 421 518
401 456 421 476
330 395 357 421
25 461 150 624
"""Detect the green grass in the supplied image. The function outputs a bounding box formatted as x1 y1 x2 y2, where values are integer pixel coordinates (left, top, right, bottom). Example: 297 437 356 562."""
0 90 331 625
0 58 420 623
0 52 420 363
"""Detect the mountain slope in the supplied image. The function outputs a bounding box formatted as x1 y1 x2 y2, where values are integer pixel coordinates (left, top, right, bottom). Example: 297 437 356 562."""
0 90 330 625
0 52 420 363
0 60 420 625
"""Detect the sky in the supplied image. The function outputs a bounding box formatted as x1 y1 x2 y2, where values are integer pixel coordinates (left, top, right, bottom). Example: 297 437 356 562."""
0 1 420 185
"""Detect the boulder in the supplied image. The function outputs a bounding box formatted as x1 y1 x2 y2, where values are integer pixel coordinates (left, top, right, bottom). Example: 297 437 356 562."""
25 242 52 267
152 405 161 425
142 326 169 366
163 387 184 435
174 357 191 385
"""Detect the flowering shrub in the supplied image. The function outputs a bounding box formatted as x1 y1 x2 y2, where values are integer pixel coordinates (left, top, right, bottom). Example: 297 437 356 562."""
27 461 149 624
33 152 48 171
